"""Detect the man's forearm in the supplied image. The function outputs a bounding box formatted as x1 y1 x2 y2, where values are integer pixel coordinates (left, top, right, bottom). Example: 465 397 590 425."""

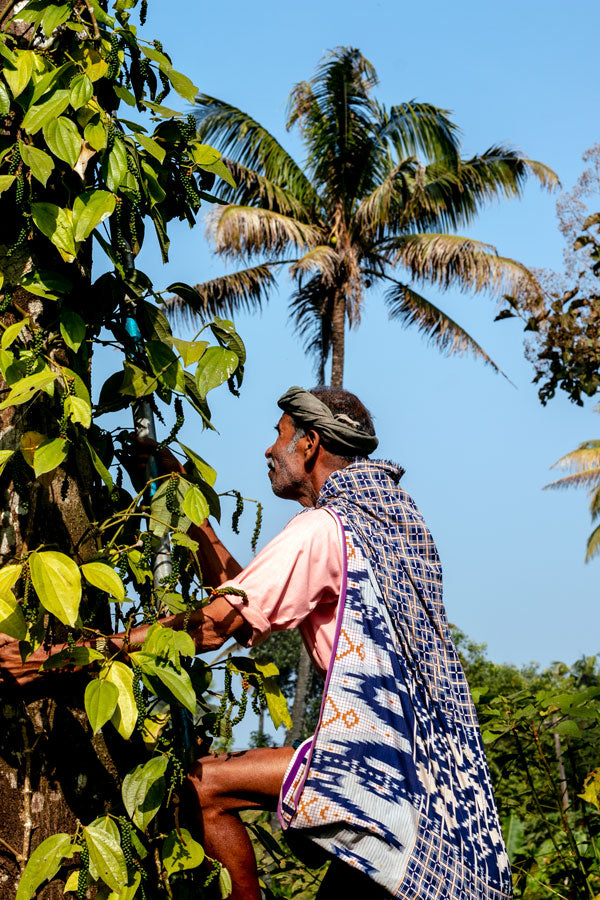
109 595 250 657
188 521 243 586
0 590 250 690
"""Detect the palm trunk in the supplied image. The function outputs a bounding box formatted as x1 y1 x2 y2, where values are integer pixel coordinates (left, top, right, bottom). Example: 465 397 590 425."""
284 644 312 747
330 292 345 388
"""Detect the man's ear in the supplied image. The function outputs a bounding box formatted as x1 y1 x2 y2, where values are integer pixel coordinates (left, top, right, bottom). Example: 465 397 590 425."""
304 429 321 462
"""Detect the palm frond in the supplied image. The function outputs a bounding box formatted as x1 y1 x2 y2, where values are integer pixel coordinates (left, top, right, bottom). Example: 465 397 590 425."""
585 522 600 562
544 468 600 491
387 147 559 234
515 158 560 191
384 278 501 370
287 47 382 207
212 160 316 219
390 233 543 299
210 205 323 259
589 485 600 521
288 245 339 284
377 100 461 165
550 444 600 473
194 94 319 207
165 264 278 327
355 160 416 231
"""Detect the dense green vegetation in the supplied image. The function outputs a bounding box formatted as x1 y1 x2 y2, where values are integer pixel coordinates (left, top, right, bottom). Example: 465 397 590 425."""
0 0 288 896
0 1 596 897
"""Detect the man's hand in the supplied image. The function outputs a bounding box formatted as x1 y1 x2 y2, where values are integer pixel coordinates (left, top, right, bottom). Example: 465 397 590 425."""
119 435 185 493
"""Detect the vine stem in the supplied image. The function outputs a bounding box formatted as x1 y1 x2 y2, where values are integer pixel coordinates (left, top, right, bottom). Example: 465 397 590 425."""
82 0 100 39
0 836 22 863
19 719 39 873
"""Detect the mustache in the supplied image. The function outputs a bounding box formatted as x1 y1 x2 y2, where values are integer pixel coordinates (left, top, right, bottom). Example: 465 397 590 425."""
267 458 275 471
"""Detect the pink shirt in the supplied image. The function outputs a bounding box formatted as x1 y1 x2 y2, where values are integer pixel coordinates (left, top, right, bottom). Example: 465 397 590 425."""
221 508 343 676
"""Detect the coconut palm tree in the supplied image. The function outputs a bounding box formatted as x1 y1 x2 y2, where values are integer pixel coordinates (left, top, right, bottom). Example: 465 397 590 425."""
545 428 600 561
168 46 557 387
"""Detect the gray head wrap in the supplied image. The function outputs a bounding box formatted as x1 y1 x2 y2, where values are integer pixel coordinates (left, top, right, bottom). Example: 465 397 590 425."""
277 386 378 456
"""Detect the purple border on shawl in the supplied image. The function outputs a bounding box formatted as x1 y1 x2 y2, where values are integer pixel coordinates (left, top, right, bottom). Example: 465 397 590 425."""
277 508 348 828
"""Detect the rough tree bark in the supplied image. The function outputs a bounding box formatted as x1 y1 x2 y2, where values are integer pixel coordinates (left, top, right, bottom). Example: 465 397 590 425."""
329 292 345 389
0 276 132 899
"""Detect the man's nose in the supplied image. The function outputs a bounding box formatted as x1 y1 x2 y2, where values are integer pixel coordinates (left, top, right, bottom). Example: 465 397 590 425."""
265 445 273 459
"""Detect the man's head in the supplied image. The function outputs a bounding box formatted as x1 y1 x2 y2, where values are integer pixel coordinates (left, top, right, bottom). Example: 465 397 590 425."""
265 386 377 505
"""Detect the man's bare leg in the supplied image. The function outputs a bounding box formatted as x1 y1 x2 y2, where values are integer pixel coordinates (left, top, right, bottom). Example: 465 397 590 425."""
186 746 295 900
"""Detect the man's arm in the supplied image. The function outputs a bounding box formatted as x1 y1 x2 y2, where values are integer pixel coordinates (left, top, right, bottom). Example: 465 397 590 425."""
114 594 251 655
189 521 242 586
0 595 250 689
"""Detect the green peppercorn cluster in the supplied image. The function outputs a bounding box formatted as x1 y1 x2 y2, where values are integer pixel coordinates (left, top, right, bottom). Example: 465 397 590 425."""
106 33 121 80
118 551 128 580
251 676 268 717
214 664 233 737
162 543 184 590
140 586 157 624
113 196 129 260
165 472 179 514
25 329 44 376
179 167 201 210
251 502 263 553
203 858 222 889
21 566 36 624
0 289 13 313
132 665 147 727
8 144 20 175
141 531 153 567
168 752 185 791
213 662 255 742
118 816 134 875
230 678 249 727
153 44 170 102
157 397 184 450
77 843 89 898
231 491 244 534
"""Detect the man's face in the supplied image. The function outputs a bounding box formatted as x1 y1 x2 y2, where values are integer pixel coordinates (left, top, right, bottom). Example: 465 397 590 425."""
265 414 307 499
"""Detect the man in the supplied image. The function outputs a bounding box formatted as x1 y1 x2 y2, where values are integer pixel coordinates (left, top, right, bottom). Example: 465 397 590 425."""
181 386 513 900
0 386 512 900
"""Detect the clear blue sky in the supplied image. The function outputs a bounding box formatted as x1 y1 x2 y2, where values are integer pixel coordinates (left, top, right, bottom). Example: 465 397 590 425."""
99 0 600 675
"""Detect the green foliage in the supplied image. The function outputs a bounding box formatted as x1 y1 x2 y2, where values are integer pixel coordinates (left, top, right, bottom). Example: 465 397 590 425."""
0 2 291 897
14 833 74 900
498 233 600 406
243 811 327 900
455 630 600 900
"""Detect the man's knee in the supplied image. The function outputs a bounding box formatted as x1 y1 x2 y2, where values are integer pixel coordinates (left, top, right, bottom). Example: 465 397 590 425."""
186 754 229 814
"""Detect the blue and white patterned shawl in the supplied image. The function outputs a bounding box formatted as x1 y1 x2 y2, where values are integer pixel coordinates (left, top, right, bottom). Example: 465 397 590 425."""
278 460 512 899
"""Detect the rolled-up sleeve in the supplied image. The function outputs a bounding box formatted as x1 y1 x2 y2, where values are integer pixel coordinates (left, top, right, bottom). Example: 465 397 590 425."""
219 508 342 647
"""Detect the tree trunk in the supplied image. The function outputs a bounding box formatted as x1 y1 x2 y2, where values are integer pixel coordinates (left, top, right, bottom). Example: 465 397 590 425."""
284 644 313 747
0 688 139 899
0 284 120 898
330 292 345 388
